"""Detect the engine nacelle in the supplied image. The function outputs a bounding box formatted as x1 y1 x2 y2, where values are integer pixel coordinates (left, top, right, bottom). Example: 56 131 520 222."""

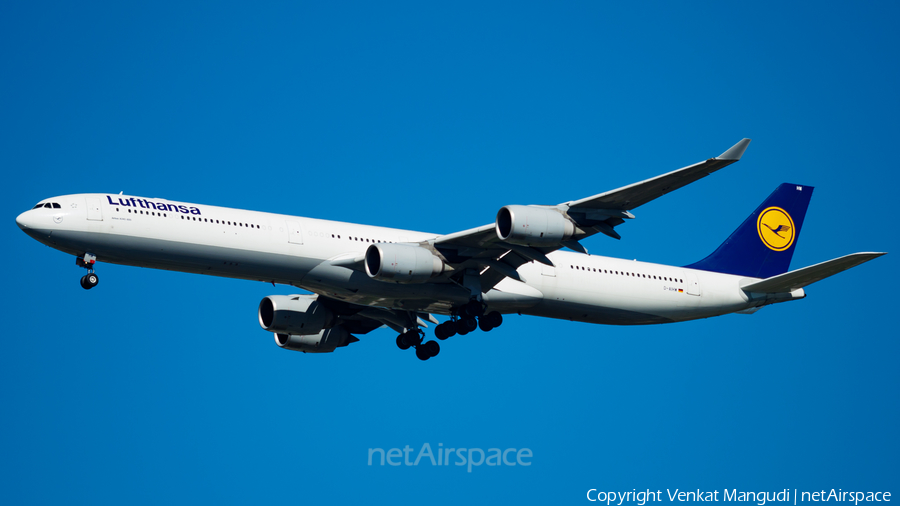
365 243 444 283
273 327 353 353
258 295 334 336
495 205 575 246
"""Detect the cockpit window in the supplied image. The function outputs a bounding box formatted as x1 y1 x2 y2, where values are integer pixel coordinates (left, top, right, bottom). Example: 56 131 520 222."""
33 203 44 209
44 203 52 208
52 203 61 208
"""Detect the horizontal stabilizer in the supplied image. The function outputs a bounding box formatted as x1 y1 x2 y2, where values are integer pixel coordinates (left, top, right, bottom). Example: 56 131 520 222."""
741 252 886 293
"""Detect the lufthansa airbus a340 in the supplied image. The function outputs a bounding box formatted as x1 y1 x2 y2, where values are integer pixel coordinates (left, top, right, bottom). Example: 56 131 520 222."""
16 139 885 360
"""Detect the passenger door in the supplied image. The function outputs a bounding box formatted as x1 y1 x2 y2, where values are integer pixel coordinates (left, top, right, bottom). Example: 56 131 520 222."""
286 221 304 245
86 197 102 221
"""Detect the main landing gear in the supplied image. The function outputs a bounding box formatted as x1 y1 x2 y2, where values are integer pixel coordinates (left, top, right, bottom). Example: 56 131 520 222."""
395 328 441 361
76 253 99 290
432 301 503 342
395 268 503 361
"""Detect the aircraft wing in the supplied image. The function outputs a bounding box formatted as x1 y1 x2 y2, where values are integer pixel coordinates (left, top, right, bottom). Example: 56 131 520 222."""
432 139 752 291
740 252 886 293
564 138 750 211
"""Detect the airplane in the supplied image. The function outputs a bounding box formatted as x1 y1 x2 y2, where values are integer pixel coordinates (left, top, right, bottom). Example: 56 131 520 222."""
15 139 886 361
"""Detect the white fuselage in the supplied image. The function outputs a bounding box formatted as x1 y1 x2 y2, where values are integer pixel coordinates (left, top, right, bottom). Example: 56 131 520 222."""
16 194 800 325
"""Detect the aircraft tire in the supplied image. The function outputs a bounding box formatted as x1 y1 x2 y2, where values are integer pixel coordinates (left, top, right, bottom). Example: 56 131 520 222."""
435 322 452 340
401 330 422 348
455 317 476 335
424 340 440 357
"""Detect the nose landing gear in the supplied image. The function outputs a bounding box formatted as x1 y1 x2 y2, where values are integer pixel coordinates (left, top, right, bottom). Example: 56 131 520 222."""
76 253 99 290
80 273 99 289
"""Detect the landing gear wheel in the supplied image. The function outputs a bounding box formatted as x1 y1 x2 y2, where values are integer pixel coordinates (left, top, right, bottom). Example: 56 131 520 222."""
400 330 423 348
435 321 456 340
478 317 494 332
80 273 98 290
485 311 502 328
396 334 411 350
415 346 431 361
456 316 477 335
465 300 485 317
423 340 440 357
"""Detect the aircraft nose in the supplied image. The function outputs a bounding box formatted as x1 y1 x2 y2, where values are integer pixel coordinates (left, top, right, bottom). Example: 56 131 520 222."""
16 211 30 230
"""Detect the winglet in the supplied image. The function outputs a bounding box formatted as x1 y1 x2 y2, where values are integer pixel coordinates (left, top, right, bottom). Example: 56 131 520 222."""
717 138 751 161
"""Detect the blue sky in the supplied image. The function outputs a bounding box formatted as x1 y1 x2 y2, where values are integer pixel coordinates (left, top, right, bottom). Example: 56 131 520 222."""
2 2 898 504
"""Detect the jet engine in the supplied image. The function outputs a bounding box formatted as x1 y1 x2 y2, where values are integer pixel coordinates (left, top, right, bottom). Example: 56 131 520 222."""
258 295 334 336
365 243 444 283
273 327 355 353
495 205 575 246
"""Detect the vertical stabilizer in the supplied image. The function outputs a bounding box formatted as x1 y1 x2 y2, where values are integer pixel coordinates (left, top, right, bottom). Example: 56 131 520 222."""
685 183 813 278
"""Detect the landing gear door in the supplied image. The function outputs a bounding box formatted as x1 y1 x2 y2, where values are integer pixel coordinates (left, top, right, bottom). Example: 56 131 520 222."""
286 221 304 245
86 197 102 221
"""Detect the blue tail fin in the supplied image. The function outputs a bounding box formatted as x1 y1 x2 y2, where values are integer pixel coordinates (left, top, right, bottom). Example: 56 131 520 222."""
685 183 814 278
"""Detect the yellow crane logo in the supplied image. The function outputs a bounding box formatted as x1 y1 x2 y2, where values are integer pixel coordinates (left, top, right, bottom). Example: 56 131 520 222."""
757 207 795 251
